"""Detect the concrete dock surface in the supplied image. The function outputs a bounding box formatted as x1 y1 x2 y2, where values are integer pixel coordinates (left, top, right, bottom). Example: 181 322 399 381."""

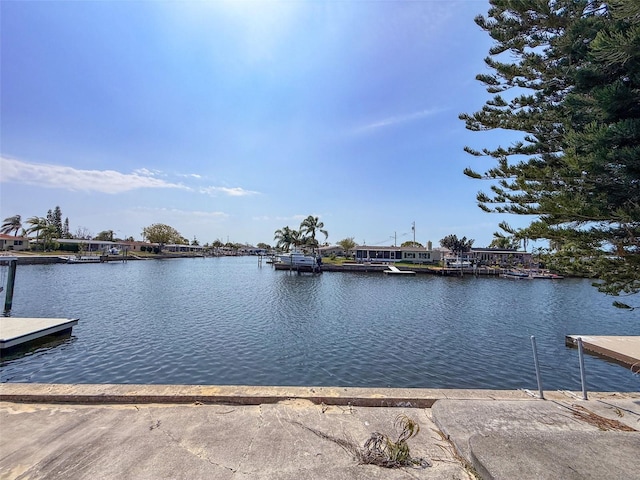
0 318 78 350
433 396 640 480
565 335 640 370
0 385 638 480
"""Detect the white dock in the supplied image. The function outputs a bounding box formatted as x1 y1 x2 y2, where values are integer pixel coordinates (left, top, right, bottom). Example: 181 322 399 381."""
383 265 416 275
565 335 640 372
0 317 78 351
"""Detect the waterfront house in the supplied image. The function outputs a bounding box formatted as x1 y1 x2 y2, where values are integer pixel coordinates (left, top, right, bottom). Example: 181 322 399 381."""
0 234 28 251
51 238 205 254
54 238 129 253
163 243 205 253
354 245 445 264
318 245 348 257
470 248 533 267
238 246 267 255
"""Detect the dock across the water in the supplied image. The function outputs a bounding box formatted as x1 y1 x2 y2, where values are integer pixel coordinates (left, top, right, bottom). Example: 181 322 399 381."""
566 335 640 372
383 265 416 275
0 317 79 353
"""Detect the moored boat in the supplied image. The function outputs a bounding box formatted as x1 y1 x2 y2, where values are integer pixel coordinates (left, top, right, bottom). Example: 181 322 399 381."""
531 272 564 279
276 251 320 267
501 269 564 279
501 270 531 279
67 255 101 263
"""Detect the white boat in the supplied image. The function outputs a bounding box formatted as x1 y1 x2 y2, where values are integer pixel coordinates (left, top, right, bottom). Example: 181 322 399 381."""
276 251 319 267
67 255 101 263
448 260 472 268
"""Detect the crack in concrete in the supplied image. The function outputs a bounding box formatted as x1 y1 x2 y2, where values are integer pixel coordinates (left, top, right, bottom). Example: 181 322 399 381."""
232 404 262 477
139 406 236 474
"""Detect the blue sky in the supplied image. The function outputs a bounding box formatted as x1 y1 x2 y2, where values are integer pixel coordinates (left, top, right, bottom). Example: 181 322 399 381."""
1 0 532 248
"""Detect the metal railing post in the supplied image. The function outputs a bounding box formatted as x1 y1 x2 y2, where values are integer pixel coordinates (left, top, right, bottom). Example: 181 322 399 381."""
3 259 17 314
531 335 545 400
577 337 588 400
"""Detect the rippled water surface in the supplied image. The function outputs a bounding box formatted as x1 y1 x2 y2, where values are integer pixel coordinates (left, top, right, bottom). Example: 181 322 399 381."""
2 256 639 391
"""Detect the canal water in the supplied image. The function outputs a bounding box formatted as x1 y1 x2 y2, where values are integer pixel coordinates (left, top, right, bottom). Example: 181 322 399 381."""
1 256 639 391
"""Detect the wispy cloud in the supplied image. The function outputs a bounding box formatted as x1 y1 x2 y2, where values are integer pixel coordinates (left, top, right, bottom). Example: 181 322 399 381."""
131 206 228 219
200 186 260 197
1 156 259 197
132 167 165 177
252 214 310 224
1 156 188 194
354 108 443 134
270 214 309 223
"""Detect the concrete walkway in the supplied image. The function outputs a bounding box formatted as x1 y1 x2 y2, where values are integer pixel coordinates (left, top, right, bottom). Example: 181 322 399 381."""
433 396 640 479
0 400 469 479
0 385 638 479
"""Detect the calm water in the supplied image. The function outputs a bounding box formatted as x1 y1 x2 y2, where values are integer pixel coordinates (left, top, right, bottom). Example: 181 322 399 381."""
1 256 639 391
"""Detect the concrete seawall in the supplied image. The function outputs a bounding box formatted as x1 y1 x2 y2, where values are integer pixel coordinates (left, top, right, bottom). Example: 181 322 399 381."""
1 383 636 406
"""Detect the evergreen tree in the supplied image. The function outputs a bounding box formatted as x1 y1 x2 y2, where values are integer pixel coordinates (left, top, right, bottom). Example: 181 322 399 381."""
462 0 640 302
52 206 63 238
63 218 70 239
45 206 63 238
439 235 474 257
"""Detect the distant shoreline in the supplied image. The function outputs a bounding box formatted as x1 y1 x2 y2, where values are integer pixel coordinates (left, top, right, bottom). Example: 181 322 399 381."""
1 252 205 265
2 253 567 279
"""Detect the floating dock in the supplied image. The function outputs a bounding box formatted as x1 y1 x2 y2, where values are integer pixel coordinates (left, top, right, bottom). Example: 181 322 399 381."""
0 317 79 352
383 265 416 275
565 335 640 372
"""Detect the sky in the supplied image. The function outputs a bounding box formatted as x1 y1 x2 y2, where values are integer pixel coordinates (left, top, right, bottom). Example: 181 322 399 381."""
1 0 534 248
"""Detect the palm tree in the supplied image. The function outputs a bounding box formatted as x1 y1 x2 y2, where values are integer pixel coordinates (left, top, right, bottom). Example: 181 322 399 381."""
1 215 22 236
300 216 328 251
274 226 294 252
489 233 516 249
26 216 48 250
290 229 304 250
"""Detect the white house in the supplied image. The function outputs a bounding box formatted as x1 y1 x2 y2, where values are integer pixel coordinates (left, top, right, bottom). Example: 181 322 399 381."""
354 245 445 264
0 234 28 251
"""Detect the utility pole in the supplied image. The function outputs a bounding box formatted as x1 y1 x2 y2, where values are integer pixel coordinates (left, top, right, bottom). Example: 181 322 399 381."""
411 222 415 245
